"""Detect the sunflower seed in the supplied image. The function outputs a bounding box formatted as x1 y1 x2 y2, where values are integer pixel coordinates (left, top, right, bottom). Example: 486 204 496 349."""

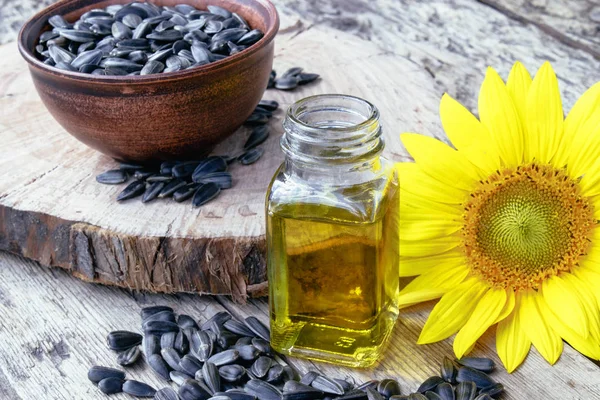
147 29 183 41
207 5 231 18
193 172 232 189
249 356 272 378
244 112 269 126
300 371 318 386
424 392 443 400
141 60 165 75
244 126 269 150
178 315 198 329
298 73 320 85
366 387 385 400
142 181 165 203
219 364 246 382
71 49 103 69
144 320 180 335
237 29 263 46
311 375 345 395
434 383 454 400
266 364 283 383
162 347 183 371
282 67 303 78
212 28 247 43
143 334 160 357
338 390 369 399
59 29 98 42
478 383 503 396
88 366 126 383
175 331 190 354
378 379 401 397
455 358 495 373
96 169 128 184
456 367 495 389
245 379 281 400
117 346 141 366
473 395 493 400
250 338 270 354
40 30 59 43
409 395 429 400
171 371 194 385
236 344 260 361
49 15 70 29
455 382 476 400
156 387 180 400
107 330 143 351
179 379 212 400
202 362 221 393
123 380 156 397
418 377 444 394
274 76 299 90
49 44 75 63
97 377 124 394
441 357 457 383
257 99 279 111
111 21 132 39
104 57 143 71
173 183 200 202
180 354 203 376
161 331 177 349
148 353 171 380
146 310 177 324
208 349 239 366
191 330 214 361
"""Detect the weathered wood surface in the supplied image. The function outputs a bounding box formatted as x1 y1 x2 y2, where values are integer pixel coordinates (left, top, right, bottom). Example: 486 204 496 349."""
1 251 599 400
0 6 432 299
3 0 600 297
1 0 600 398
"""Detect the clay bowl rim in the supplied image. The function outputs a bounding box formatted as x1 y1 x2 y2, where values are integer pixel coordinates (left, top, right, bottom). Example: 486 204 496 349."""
17 0 279 85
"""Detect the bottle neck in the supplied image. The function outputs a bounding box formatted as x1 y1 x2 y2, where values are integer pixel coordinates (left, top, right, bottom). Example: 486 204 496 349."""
281 94 384 182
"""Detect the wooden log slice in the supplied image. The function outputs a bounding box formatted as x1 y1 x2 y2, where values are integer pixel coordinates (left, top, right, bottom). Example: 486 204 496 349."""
0 23 432 301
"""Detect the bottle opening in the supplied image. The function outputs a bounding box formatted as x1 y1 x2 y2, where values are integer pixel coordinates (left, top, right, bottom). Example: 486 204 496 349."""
287 94 379 136
281 94 383 165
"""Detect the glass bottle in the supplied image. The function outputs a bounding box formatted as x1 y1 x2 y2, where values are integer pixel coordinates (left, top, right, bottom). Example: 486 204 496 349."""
266 94 399 368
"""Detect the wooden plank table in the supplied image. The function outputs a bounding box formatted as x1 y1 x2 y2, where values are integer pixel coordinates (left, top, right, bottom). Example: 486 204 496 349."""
1 0 600 398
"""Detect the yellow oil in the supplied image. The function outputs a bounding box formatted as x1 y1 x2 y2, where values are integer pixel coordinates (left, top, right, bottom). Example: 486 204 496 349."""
267 179 399 367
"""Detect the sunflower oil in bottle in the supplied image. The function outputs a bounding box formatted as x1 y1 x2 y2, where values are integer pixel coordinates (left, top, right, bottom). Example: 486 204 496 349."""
266 95 399 367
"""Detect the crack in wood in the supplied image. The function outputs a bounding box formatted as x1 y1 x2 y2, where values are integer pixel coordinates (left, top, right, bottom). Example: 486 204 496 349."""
477 0 600 60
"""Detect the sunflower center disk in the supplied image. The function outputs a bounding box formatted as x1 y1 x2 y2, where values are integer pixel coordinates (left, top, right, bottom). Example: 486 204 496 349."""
462 163 596 290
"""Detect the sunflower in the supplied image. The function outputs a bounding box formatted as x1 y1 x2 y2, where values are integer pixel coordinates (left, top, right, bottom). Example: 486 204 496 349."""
398 61 600 372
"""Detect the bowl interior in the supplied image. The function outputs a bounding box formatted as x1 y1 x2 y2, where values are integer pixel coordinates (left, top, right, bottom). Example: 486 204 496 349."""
20 0 279 81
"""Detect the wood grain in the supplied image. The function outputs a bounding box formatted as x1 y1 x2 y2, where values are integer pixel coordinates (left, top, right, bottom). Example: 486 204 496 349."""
0 251 598 399
0 16 433 298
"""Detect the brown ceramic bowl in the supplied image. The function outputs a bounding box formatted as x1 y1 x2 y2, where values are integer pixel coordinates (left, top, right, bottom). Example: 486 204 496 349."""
18 0 278 162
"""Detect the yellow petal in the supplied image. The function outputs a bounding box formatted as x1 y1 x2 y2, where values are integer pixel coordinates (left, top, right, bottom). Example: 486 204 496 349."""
562 272 600 343
506 61 532 126
524 62 564 164
401 133 481 190
439 93 501 175
398 264 470 308
400 191 462 220
400 235 461 258
418 278 487 344
453 288 507 358
565 107 600 182
542 275 588 337
555 82 600 166
536 290 600 360
494 289 516 324
478 67 524 167
400 218 462 241
399 249 465 277
519 290 563 365
398 162 468 205
496 298 531 373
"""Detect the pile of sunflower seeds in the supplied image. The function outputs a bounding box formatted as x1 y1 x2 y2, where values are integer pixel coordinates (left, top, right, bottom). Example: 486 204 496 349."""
94 65 320 206
88 306 506 400
36 2 264 75
95 99 277 206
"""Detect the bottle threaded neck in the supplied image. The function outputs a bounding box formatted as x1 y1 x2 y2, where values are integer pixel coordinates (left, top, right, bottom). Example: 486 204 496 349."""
281 94 383 165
